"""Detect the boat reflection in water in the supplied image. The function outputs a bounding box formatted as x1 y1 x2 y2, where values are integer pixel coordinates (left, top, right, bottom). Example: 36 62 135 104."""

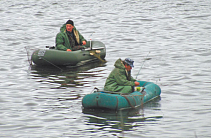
30 60 106 88
82 97 162 136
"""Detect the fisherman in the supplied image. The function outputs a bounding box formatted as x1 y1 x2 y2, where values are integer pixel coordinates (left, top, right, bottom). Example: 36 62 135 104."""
55 19 87 51
104 58 140 94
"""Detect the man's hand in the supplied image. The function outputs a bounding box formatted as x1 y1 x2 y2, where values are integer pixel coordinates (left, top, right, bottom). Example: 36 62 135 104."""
134 81 140 86
82 41 86 45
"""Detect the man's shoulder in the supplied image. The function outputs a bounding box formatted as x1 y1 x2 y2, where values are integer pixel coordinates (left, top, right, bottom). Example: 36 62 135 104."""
56 31 66 37
112 67 124 74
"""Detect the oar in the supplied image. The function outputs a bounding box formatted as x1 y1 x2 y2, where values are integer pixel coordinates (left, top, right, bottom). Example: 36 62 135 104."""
89 50 106 62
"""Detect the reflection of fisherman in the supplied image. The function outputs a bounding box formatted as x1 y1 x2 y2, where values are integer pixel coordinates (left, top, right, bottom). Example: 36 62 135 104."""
104 58 140 94
56 20 87 51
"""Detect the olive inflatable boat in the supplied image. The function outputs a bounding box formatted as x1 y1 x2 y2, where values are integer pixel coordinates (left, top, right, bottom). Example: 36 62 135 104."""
82 81 161 110
31 41 106 66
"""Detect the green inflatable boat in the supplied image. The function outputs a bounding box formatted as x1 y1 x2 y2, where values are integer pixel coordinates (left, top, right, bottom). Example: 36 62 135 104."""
82 81 161 110
31 41 106 66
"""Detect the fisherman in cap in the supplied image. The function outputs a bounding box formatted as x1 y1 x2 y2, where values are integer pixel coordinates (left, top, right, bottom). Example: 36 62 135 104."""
104 58 140 94
56 19 87 51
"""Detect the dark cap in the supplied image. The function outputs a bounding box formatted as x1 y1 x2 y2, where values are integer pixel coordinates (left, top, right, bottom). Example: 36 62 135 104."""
124 58 134 67
66 20 74 26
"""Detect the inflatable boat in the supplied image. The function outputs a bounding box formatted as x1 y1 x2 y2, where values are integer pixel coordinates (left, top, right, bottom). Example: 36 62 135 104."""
82 81 161 110
31 41 106 66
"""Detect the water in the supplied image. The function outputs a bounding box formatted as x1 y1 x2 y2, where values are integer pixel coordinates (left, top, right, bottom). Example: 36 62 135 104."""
0 0 211 137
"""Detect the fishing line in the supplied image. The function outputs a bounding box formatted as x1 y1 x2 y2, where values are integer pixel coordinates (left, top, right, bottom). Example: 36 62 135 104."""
135 52 150 79
41 57 63 71
25 46 63 72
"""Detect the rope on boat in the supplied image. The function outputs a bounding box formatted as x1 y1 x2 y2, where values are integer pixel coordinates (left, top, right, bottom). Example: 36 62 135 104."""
92 87 146 109
122 95 135 108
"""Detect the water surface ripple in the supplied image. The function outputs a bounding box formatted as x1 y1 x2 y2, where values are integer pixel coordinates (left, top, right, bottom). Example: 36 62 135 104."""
0 0 211 137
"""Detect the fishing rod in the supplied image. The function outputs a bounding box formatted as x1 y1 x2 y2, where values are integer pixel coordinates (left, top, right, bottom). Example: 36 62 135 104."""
135 52 150 79
89 32 95 50
24 46 32 66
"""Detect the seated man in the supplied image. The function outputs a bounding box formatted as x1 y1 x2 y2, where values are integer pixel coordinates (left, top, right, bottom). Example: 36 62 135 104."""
104 58 140 94
55 19 87 51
